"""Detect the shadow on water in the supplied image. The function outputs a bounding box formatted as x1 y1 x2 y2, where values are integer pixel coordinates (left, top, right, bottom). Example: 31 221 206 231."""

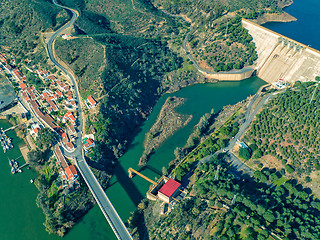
137 214 150 240
113 161 144 206
140 165 162 176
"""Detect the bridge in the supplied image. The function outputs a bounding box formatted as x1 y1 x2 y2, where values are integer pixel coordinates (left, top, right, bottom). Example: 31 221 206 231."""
47 1 133 239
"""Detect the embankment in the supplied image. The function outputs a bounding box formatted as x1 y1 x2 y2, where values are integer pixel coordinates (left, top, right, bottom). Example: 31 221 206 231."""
243 19 320 84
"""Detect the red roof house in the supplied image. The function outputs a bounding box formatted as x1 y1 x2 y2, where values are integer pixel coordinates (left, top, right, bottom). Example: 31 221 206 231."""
87 96 97 107
64 165 78 181
19 83 27 90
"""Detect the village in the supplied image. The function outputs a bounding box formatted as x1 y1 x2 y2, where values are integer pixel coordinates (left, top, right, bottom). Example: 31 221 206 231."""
0 51 96 190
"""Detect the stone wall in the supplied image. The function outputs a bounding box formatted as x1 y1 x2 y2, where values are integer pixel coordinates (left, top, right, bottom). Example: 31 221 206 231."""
200 68 255 81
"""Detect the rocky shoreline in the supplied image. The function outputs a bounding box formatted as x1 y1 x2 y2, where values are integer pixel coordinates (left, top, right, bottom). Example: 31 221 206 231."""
255 0 296 24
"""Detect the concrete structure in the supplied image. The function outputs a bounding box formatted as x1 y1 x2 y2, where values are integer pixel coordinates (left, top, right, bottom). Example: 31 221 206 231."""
158 178 181 203
242 19 320 84
200 68 255 81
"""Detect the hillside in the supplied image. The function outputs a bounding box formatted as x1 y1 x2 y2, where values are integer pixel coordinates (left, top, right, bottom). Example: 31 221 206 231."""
52 0 291 165
150 0 293 72
142 156 320 240
243 81 320 197
0 0 69 60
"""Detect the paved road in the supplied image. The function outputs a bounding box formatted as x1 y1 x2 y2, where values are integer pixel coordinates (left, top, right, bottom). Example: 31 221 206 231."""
201 88 277 175
48 1 133 239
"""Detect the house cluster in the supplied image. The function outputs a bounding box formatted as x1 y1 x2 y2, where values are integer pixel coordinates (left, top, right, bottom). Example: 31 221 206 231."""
0 52 78 152
54 145 79 188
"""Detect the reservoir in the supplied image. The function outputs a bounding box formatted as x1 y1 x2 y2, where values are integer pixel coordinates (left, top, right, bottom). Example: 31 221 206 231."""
1 0 318 239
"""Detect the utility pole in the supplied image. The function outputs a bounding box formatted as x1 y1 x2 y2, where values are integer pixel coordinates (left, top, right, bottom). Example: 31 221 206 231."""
215 165 221 181
231 194 237 205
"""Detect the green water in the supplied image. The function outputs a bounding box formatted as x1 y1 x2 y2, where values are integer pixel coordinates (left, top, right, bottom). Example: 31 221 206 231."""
66 77 265 239
0 120 46 240
0 77 265 239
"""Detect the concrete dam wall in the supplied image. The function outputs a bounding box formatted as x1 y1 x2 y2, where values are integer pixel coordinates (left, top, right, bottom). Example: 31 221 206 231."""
242 19 320 84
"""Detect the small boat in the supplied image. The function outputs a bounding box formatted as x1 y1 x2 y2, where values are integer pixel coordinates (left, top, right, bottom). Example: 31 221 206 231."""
30 179 34 183
9 160 14 167
18 169 22 173
11 167 16 174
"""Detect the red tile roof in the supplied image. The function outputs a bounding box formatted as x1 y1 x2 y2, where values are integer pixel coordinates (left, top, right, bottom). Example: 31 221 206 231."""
65 165 78 181
47 75 57 81
34 128 40 134
56 90 63 98
66 142 74 150
87 96 97 106
54 145 68 169
158 179 181 198
19 83 27 90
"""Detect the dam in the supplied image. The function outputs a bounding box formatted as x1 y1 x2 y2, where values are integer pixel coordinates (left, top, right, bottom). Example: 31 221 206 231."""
242 19 320 84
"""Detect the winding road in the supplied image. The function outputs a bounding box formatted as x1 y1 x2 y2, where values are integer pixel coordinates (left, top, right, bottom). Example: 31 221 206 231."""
201 85 279 175
47 1 133 239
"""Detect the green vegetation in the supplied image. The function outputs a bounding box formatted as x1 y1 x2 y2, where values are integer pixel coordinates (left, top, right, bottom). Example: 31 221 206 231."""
146 156 320 239
35 161 96 237
37 128 56 149
189 16 257 72
0 0 69 59
245 82 320 182
239 147 251 160
152 0 284 17
172 108 241 181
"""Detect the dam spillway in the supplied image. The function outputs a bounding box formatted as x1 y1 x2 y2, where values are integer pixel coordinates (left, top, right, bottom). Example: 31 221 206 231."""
242 19 320 84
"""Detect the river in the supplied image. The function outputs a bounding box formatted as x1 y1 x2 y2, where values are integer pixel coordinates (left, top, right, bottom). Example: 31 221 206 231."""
0 0 318 239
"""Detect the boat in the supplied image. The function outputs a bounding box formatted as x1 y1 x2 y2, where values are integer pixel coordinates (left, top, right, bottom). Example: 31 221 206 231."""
30 179 34 183
11 167 16 174
9 160 14 167
18 169 22 173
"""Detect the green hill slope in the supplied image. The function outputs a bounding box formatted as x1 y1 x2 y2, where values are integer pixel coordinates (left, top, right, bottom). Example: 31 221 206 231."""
0 0 69 57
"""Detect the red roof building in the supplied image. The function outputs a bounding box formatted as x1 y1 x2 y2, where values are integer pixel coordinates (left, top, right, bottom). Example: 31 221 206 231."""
64 165 78 181
19 83 27 90
22 91 30 102
83 138 95 150
54 145 68 169
87 96 97 107
158 179 181 203
56 90 63 98
66 142 74 151
47 75 57 81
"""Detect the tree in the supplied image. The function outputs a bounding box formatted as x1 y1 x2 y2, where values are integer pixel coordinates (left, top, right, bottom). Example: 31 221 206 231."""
27 149 44 167
37 128 56 149
239 147 251 160
263 210 275 223
253 149 262 158
285 164 295 174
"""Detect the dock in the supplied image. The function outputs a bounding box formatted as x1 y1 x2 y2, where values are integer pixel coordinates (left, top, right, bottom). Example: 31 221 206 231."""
0 128 13 153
